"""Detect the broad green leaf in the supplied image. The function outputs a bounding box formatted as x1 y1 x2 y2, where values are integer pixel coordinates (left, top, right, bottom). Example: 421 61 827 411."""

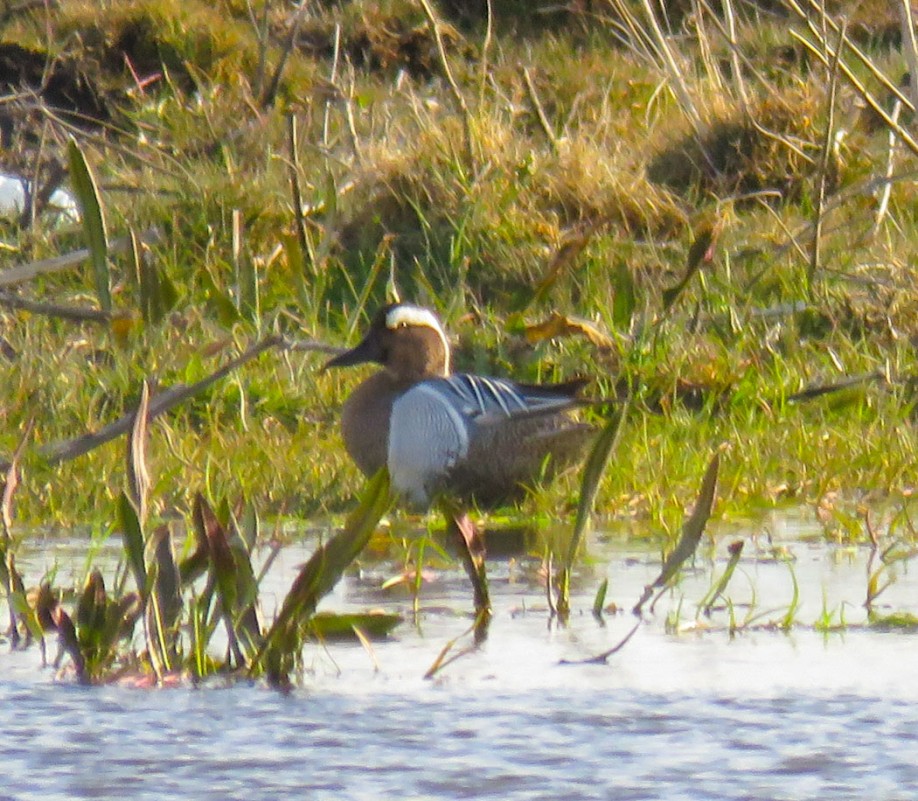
118 490 147 596
309 611 401 640
557 398 630 617
256 469 391 683
193 494 262 663
132 231 180 326
67 138 110 311
104 592 143 647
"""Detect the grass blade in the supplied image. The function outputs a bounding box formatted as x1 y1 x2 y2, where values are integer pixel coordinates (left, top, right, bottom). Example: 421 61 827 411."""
444 507 490 614
67 137 110 311
611 261 637 331
0 230 160 290
559 620 641 665
661 218 721 313
633 452 720 616
1 417 33 541
132 229 179 326
557 398 629 617
232 209 259 324
11 335 282 471
592 578 609 619
423 609 491 679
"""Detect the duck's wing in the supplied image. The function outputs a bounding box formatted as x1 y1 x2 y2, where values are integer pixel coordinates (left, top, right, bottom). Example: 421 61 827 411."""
387 374 589 507
440 374 585 425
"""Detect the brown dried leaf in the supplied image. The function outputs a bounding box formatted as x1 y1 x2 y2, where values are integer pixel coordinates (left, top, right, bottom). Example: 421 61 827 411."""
126 381 151 525
52 606 86 681
531 227 594 304
524 311 614 350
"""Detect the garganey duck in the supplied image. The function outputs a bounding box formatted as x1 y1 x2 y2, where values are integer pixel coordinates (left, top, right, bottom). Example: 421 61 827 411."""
324 303 594 509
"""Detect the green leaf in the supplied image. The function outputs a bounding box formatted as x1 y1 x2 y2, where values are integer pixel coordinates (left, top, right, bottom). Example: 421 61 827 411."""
67 138 110 311
76 569 107 664
633 452 720 615
193 494 262 664
255 469 391 683
132 231 180 325
698 539 744 617
10 591 44 643
611 261 636 331
309 611 401 640
234 221 259 324
443 507 490 614
557 398 629 617
147 526 182 670
118 490 147 596
51 606 86 682
592 578 608 618
199 268 241 326
660 219 722 314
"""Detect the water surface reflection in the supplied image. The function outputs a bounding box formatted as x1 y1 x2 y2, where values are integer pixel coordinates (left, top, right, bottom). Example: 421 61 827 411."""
3 510 917 799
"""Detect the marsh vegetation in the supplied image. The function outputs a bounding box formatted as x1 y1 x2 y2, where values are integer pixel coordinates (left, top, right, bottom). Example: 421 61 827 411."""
1 0 918 684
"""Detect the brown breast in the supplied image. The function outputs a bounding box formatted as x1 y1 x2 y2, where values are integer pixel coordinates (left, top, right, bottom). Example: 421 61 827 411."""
339 371 404 477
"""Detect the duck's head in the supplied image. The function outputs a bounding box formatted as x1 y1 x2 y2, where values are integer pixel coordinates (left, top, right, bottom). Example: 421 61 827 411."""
324 303 451 382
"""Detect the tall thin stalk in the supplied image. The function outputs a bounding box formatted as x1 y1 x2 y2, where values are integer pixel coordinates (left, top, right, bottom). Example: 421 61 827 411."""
807 20 846 296
417 0 475 169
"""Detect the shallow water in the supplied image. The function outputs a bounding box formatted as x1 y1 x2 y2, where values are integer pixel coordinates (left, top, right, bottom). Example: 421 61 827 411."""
3 510 918 800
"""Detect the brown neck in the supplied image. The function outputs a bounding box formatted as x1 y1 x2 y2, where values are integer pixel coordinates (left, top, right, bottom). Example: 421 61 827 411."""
386 326 449 382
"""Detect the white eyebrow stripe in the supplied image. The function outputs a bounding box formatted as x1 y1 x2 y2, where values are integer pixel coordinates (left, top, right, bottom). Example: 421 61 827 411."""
385 305 444 332
384 304 450 370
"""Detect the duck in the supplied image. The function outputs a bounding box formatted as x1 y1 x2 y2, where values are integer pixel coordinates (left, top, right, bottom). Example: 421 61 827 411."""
324 303 594 510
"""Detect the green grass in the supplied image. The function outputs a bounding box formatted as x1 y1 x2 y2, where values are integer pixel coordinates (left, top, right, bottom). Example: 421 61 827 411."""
0 0 916 539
